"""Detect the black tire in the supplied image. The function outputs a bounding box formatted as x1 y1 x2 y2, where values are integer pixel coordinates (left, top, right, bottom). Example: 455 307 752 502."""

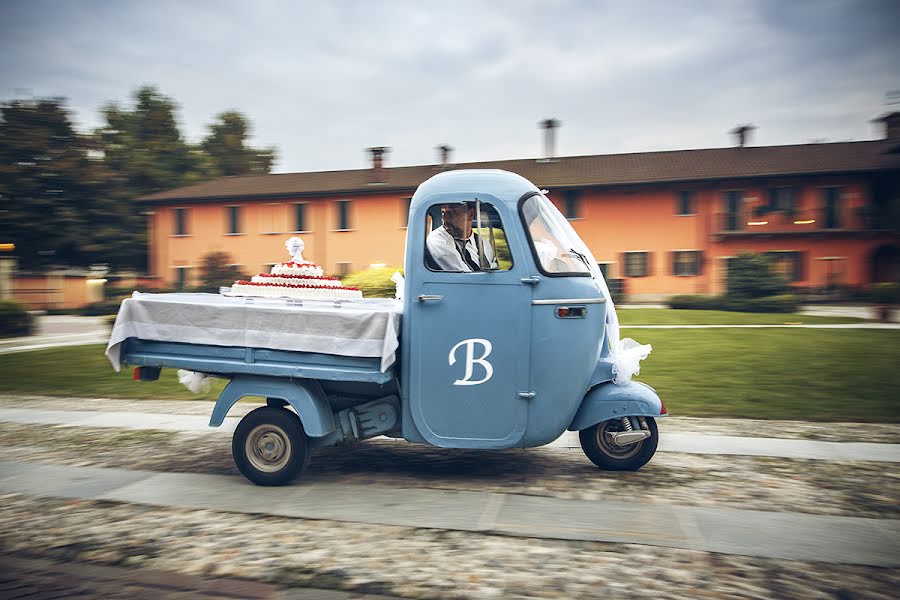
579 417 658 471
232 406 309 486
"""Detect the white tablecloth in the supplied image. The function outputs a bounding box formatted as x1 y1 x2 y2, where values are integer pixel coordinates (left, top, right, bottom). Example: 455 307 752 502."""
105 293 403 373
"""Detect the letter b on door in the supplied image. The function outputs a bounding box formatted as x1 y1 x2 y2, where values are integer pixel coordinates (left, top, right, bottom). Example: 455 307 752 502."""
448 338 494 386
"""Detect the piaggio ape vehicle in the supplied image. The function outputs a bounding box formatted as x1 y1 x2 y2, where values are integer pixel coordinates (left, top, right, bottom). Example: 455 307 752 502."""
107 169 666 485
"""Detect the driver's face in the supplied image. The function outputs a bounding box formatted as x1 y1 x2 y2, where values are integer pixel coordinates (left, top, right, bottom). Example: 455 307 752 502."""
441 204 470 229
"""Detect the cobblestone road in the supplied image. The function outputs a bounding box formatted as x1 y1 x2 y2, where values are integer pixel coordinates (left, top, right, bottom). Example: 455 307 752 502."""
1 396 898 599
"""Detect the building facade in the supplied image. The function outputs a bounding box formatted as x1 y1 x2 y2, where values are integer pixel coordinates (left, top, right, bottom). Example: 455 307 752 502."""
142 118 900 301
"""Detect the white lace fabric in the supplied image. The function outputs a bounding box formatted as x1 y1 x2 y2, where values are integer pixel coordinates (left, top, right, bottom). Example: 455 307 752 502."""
579 248 652 385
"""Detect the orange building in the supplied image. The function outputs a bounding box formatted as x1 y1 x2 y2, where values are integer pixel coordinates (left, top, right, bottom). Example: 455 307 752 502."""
141 117 900 301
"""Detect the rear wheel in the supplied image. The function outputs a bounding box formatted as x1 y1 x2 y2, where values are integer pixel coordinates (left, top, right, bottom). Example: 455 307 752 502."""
579 417 658 471
232 406 309 486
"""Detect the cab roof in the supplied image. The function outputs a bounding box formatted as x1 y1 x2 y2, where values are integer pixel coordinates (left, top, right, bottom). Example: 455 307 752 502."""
410 169 540 210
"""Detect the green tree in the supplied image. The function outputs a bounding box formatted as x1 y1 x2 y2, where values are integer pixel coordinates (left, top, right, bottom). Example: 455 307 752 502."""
726 252 790 299
197 250 246 292
0 98 143 269
202 111 275 176
92 86 224 270
3 88 279 272
96 86 212 197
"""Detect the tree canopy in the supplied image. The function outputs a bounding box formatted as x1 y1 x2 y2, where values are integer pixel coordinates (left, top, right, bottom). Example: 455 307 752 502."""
203 111 275 177
0 98 142 268
96 86 210 198
1 87 278 271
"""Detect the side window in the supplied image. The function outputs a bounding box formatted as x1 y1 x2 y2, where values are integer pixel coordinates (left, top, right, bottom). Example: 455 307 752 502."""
676 191 694 216
293 203 307 232
227 205 242 234
623 251 650 277
424 201 512 272
336 200 352 230
174 208 188 236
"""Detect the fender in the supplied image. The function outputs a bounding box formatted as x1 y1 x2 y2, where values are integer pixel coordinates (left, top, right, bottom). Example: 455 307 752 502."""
209 375 335 437
588 357 615 388
568 380 666 431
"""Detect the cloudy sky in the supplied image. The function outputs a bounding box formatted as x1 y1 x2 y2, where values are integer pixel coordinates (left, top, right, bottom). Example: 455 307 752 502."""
1 0 898 173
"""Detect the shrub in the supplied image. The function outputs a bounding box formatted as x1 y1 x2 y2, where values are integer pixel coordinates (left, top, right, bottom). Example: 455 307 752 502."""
80 299 126 316
668 294 800 313
107 285 179 296
726 252 790 299
342 267 404 298
0 301 35 337
872 282 900 305
731 294 800 313
44 307 80 315
194 251 246 293
668 295 714 310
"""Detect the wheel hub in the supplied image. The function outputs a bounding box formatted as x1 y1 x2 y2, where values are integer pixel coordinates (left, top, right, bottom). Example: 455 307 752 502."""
246 425 292 473
596 419 643 459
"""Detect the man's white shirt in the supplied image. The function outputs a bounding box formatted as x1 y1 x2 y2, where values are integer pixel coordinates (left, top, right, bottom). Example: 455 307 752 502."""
426 226 497 271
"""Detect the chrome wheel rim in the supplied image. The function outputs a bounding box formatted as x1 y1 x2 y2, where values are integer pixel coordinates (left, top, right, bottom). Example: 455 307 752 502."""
245 424 292 473
596 419 642 460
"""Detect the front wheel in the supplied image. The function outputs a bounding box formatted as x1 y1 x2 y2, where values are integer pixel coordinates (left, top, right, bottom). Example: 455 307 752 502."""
579 417 658 471
232 406 309 486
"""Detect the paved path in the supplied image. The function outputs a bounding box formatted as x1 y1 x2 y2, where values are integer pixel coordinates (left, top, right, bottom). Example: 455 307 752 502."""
1 459 897 568
0 315 109 354
0 332 110 354
621 304 896 322
0 554 399 599
620 323 900 329
2 407 898 462
800 304 896 321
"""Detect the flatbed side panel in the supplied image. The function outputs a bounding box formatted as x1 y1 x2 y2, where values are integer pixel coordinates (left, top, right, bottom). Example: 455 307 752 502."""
122 338 394 385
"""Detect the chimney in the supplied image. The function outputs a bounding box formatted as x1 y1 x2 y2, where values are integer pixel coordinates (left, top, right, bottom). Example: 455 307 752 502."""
730 124 755 147
436 144 453 167
539 118 561 161
367 146 389 183
875 112 900 141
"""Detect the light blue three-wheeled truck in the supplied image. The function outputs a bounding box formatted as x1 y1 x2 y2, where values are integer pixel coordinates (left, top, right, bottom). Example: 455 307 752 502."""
108 169 667 485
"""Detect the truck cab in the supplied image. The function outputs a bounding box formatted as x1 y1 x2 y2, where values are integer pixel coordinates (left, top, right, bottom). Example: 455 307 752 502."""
402 170 609 449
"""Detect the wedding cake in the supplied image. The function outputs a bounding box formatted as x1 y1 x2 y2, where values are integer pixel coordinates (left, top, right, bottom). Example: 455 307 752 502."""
230 237 362 300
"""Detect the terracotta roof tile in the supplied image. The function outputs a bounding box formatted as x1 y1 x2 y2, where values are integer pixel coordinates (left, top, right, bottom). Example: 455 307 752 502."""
140 140 900 203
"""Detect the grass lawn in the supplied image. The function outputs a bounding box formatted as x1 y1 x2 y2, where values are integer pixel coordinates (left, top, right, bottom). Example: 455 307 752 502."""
616 308 869 325
0 345 225 402
0 327 897 421
631 329 900 421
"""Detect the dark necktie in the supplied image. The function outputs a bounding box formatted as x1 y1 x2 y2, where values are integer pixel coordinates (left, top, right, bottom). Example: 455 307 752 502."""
454 238 481 271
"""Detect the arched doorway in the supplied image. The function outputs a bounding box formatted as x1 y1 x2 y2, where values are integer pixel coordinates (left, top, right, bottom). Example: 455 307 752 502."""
870 244 899 283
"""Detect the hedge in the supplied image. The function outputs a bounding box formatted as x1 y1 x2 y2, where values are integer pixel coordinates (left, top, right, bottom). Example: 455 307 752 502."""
80 299 126 316
669 294 800 313
0 301 35 337
342 267 404 298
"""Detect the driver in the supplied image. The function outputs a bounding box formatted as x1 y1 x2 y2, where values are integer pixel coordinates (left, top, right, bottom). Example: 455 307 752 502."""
426 202 497 271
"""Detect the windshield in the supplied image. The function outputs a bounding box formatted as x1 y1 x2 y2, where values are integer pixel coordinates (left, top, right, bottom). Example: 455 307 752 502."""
520 193 592 275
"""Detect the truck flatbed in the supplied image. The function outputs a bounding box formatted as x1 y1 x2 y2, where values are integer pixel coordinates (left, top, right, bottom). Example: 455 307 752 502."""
122 338 394 384
106 292 403 379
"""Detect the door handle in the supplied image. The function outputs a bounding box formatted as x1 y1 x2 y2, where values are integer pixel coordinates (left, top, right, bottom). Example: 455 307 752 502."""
520 276 540 285
417 294 444 302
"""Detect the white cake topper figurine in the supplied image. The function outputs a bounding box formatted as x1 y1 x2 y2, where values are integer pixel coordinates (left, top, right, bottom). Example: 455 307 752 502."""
285 237 305 262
